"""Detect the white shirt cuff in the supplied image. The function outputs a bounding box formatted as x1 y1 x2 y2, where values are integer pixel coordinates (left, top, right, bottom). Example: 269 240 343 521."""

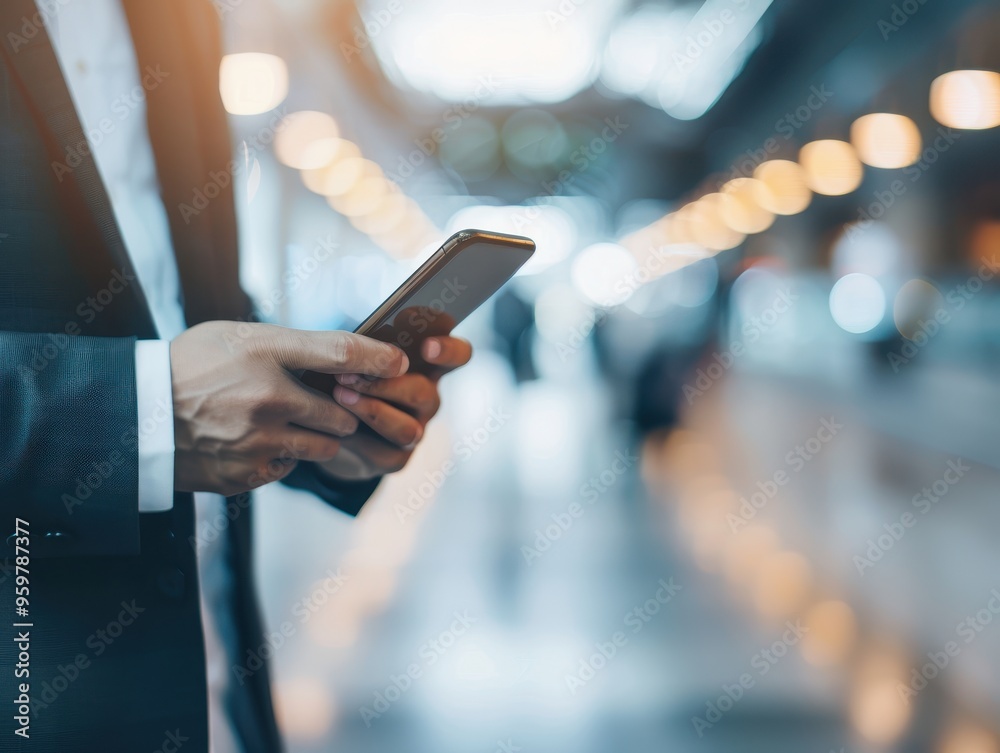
135 339 175 512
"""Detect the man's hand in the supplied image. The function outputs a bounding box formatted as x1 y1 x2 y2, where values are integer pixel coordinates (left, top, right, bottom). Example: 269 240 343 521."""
170 321 408 495
317 336 473 480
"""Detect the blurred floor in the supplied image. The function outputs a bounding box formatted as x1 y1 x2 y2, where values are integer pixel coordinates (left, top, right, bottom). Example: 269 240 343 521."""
252 348 1000 753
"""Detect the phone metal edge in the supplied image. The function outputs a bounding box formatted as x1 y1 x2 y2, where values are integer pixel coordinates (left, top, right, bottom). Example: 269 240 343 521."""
353 229 535 335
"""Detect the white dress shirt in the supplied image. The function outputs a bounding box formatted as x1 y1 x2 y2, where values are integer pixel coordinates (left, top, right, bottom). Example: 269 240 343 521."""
48 2 241 751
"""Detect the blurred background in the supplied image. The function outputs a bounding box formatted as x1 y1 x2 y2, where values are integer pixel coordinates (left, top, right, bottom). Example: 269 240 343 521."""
217 0 1000 750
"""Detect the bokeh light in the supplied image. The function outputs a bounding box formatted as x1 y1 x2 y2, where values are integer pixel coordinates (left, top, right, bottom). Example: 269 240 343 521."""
219 53 288 115
829 273 886 334
799 139 864 196
800 600 858 666
850 652 911 745
893 278 945 339
751 550 813 620
689 194 746 251
930 70 1000 130
939 722 1000 753
720 178 776 234
272 677 335 741
851 113 922 169
571 242 639 307
275 111 340 170
753 160 813 215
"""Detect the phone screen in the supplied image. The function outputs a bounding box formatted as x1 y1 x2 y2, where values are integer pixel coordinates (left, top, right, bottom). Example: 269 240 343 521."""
300 233 533 395
359 238 533 374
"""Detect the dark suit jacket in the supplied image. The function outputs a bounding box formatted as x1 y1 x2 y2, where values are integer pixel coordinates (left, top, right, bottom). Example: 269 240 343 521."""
0 1 378 750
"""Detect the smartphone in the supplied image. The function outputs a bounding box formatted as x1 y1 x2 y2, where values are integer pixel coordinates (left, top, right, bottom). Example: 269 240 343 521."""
301 229 535 392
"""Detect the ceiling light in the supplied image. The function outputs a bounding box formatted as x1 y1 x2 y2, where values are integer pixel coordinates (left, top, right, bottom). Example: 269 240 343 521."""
799 140 863 196
850 113 922 169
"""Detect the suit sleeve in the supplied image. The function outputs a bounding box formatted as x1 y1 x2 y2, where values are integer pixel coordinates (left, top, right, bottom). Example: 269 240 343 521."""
0 331 142 558
281 464 381 517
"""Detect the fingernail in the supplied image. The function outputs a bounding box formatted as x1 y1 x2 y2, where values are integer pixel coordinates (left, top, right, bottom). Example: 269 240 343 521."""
334 386 360 405
337 373 360 386
423 339 441 361
398 353 410 376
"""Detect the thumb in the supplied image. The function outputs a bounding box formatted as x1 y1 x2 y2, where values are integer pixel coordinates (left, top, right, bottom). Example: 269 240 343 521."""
267 327 408 378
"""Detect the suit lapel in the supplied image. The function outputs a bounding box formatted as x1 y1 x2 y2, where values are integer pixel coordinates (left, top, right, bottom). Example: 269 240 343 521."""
122 0 252 326
0 0 158 338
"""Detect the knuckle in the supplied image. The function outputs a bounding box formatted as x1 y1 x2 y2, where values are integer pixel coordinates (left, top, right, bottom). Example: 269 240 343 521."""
332 411 359 436
417 377 437 401
258 456 297 484
375 344 401 374
248 382 280 417
414 378 440 414
218 472 239 496
282 438 310 462
328 334 355 366
247 397 270 421
245 468 268 490
317 438 341 461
